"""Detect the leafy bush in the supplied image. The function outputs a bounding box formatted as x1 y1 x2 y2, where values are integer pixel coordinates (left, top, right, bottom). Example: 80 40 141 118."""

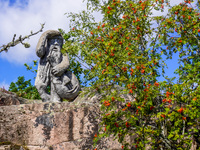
66 0 200 149
9 76 40 99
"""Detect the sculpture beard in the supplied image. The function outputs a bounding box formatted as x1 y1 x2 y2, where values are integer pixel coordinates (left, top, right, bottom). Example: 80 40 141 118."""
47 44 80 102
47 45 62 69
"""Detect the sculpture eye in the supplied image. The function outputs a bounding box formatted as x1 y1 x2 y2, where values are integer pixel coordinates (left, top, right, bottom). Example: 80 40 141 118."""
49 38 63 45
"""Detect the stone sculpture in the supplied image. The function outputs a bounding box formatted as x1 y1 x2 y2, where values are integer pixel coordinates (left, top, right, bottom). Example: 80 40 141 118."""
35 30 80 102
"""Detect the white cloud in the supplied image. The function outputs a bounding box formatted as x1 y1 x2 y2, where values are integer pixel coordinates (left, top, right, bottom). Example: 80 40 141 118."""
0 0 194 65
0 81 10 90
0 0 87 64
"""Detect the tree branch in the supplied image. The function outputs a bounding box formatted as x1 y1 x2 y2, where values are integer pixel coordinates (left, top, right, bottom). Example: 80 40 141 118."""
0 23 45 53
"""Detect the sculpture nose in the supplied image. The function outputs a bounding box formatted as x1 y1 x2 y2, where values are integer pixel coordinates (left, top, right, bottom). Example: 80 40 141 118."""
54 41 58 45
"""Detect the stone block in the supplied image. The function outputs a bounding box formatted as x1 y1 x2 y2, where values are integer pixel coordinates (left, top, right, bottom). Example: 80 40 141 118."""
0 101 121 150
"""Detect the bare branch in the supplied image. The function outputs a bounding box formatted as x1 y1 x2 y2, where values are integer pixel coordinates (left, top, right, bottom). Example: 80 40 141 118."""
0 23 45 53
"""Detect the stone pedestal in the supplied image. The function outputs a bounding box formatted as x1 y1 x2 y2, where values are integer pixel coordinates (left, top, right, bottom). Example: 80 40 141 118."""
0 101 121 150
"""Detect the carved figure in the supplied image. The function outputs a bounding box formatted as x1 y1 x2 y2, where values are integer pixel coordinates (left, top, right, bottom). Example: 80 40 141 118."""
35 30 80 102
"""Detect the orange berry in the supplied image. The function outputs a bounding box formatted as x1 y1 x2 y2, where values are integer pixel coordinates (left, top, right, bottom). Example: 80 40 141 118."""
150 106 154 110
193 97 197 101
167 99 172 103
178 107 184 113
122 107 127 111
182 117 186 120
102 69 106 74
141 69 145 74
154 82 159 87
127 102 131 107
103 100 110 106
110 53 114 56
141 64 146 69
125 122 130 128
161 114 165 118
162 99 167 103
108 6 112 10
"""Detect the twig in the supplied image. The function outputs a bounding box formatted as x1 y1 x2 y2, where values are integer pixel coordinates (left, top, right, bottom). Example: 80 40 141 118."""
0 23 45 53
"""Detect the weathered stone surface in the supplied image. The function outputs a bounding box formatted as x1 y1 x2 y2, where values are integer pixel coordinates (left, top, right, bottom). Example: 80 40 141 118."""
35 30 80 102
0 90 198 150
0 88 42 106
0 89 23 106
0 99 121 150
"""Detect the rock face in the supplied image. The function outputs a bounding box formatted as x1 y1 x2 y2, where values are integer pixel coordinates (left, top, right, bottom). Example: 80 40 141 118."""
0 88 42 106
0 89 23 106
0 100 121 150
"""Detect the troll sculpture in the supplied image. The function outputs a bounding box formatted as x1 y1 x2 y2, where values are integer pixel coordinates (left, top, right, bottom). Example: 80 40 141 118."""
35 30 80 102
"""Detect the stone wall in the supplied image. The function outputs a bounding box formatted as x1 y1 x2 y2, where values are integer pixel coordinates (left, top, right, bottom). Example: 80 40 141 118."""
0 101 121 150
0 89 197 150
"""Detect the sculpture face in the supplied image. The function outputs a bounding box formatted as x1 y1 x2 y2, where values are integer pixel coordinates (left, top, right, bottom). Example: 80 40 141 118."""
47 36 63 67
35 30 80 102
48 36 63 47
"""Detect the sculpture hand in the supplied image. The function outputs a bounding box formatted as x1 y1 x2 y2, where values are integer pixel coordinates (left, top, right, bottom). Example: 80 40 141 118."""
52 65 65 76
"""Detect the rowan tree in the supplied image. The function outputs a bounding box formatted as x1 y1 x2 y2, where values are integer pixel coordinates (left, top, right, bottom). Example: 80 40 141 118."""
64 0 200 149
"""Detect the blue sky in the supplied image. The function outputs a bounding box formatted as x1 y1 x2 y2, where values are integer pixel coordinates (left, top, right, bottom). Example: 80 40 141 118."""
0 0 87 89
0 0 182 90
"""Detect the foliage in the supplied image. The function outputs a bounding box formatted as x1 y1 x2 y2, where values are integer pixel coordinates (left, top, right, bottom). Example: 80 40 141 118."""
24 60 38 75
66 0 200 149
0 23 44 53
59 28 86 86
9 76 40 99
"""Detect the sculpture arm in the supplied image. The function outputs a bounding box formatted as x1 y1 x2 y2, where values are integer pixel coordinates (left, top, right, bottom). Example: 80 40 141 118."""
52 53 70 76
60 53 70 70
